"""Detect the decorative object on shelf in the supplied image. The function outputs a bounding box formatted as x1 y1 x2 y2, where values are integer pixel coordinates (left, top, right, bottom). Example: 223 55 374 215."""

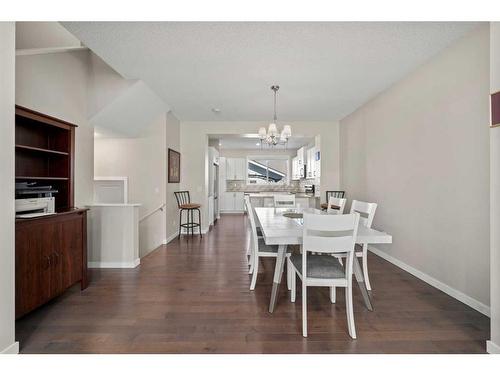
258 85 292 148
168 148 181 183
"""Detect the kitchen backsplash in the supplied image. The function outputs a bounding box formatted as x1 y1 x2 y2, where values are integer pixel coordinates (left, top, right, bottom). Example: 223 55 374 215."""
226 179 312 193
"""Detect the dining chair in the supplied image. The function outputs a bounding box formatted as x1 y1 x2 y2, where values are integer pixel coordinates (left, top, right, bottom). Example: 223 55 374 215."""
350 200 377 291
325 190 345 203
288 212 360 338
245 198 291 290
327 196 347 214
273 194 296 208
244 195 263 273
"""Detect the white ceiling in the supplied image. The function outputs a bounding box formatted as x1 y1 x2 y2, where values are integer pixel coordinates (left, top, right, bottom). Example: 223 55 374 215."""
62 22 481 121
213 136 313 150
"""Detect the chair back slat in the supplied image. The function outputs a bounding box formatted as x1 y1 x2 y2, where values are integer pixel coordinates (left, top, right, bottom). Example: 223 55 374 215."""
325 190 345 202
273 194 296 208
174 191 191 208
303 213 360 254
327 197 347 214
350 200 377 228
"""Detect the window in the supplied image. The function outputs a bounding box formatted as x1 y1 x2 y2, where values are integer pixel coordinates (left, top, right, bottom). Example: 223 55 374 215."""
247 156 289 185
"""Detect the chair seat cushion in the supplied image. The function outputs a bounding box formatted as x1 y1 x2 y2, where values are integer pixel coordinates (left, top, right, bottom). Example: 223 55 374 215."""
179 203 201 209
290 253 345 279
258 238 292 254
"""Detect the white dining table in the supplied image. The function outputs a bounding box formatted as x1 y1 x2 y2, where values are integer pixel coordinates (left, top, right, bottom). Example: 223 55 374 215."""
254 207 393 313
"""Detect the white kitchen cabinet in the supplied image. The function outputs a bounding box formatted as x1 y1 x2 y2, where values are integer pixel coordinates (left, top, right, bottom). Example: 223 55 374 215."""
314 135 321 178
234 192 245 211
297 147 305 165
226 158 246 180
306 147 315 179
221 191 245 212
314 148 321 178
291 156 299 180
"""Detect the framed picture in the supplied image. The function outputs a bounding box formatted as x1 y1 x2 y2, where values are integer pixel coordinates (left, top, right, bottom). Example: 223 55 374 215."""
168 148 180 183
492 91 500 128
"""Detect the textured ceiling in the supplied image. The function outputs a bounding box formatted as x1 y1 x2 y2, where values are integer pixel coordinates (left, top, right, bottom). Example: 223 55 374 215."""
62 22 481 121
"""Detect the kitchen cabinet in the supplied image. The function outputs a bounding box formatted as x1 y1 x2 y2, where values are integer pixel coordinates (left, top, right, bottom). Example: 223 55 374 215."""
305 146 321 179
16 209 88 319
221 191 245 212
306 147 315 179
291 156 300 180
226 158 246 180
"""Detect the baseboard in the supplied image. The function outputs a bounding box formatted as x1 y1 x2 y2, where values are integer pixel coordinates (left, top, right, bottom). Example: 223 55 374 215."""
164 232 178 244
88 258 140 269
487 340 500 354
220 211 244 214
368 246 491 317
0 341 19 354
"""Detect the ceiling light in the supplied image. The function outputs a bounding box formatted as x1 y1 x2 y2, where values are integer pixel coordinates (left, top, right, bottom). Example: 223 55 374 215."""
258 85 291 149
212 108 221 113
256 143 260 146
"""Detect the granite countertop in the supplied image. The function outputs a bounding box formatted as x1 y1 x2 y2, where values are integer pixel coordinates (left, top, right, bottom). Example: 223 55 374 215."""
244 192 318 199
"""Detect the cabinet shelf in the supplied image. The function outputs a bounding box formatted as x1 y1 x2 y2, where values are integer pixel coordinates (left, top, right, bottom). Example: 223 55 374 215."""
16 176 69 181
16 144 69 156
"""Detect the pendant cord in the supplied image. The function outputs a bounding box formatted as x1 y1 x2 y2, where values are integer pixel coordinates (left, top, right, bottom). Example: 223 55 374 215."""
273 89 277 122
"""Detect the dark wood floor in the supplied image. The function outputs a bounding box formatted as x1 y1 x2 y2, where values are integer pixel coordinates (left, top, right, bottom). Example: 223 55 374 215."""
16 214 489 353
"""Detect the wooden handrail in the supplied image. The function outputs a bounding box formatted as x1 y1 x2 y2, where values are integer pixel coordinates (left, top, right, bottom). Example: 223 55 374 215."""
139 203 166 222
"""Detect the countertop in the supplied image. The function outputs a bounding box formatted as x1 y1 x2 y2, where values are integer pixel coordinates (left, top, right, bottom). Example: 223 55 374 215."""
244 192 318 199
86 203 142 207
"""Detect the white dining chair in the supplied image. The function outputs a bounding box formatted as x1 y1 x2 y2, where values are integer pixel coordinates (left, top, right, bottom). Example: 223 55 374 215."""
273 194 296 208
245 198 291 290
350 200 377 291
327 196 347 214
288 212 360 338
244 195 263 274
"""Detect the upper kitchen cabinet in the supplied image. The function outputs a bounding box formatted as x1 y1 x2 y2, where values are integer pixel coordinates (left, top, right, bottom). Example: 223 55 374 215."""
226 158 246 180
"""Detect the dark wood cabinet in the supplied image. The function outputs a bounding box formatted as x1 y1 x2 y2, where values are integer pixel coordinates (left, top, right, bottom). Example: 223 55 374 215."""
15 210 88 319
15 106 88 319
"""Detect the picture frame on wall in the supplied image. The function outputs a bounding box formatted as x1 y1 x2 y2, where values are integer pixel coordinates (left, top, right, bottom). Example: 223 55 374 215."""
491 91 500 128
168 148 181 183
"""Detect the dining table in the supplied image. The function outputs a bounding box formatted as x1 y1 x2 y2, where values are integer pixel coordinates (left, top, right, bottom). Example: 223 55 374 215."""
254 207 393 313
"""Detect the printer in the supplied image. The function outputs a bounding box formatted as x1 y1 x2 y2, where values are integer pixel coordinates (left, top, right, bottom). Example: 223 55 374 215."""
15 197 55 219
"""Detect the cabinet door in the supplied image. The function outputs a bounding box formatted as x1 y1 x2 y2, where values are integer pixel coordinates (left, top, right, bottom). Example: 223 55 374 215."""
234 192 245 211
226 158 235 180
16 220 60 318
315 150 321 178
235 158 246 180
15 224 49 318
221 191 233 210
59 214 83 290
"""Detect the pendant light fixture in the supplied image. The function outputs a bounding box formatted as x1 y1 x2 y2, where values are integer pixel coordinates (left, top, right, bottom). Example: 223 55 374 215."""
258 85 291 148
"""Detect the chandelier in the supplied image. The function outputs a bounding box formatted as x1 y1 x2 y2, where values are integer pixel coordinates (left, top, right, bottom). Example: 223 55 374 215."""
258 85 291 148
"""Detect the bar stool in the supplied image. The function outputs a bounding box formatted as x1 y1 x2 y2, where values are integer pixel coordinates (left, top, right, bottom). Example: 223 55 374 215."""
174 191 202 238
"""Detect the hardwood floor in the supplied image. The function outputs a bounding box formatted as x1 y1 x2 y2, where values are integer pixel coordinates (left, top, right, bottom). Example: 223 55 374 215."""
16 214 489 353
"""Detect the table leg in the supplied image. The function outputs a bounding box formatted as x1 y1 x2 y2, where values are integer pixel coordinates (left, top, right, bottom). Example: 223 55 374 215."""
353 256 373 311
269 244 287 313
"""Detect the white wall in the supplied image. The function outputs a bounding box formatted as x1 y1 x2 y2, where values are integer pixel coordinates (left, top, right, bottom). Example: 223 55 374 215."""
0 22 18 354
16 50 94 207
94 114 168 257
165 112 181 241
489 22 500 354
16 22 81 50
180 121 340 231
340 26 490 314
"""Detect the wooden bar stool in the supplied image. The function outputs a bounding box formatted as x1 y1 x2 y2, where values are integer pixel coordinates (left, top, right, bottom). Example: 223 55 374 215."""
174 191 202 238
